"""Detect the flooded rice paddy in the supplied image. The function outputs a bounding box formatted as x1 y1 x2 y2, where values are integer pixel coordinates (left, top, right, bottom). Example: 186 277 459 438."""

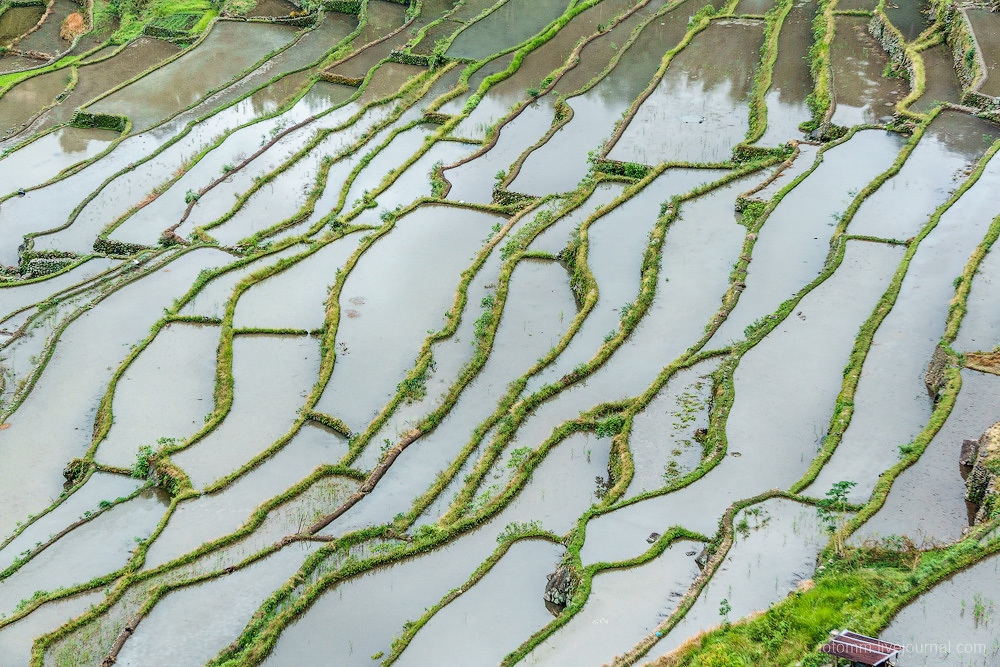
1 0 1000 664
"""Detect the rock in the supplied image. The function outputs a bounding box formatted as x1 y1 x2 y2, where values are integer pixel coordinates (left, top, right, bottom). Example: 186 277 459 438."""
965 422 1000 525
543 564 577 614
695 547 708 570
961 439 980 468
646 532 661 544
924 346 950 401
809 122 847 142
62 458 89 489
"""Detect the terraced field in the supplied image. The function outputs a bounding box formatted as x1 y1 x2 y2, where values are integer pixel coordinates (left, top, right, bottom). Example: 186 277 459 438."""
2 0 1000 665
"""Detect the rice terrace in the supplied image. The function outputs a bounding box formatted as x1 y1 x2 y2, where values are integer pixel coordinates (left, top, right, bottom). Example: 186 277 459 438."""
2 0 1000 663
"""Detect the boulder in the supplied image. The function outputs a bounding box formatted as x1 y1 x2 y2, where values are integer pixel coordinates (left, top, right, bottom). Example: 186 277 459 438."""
924 346 950 400
961 439 979 469
543 564 577 614
965 422 1000 525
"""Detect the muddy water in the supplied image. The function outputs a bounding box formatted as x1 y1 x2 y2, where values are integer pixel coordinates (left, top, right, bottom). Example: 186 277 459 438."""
319 260 576 535
9 85 346 261
314 205 500 432
95 324 219 469
14 0 76 55
249 0 297 17
110 95 372 248
339 124 433 213
449 0 634 143
523 540 701 666
448 72 538 143
410 0 484 55
608 20 764 165
551 0 667 98
357 209 543 469
395 540 564 666
261 535 506 665
712 130 904 344
0 6 44 45
446 101 557 201
191 108 396 245
446 0 570 60
528 182 626 256
358 62 426 104
0 258 117 323
0 590 102 665
526 168 728 394
143 423 348 569
750 142 819 200
37 37 183 131
0 489 167 618
884 551 1000 665
507 175 756 494
115 543 320 667
0 127 119 192
264 420 602 665
651 499 824 657
967 9 1000 98
886 0 930 43
28 88 328 256
830 17 910 126
328 35 415 83
436 53 516 116
627 360 718 498
955 243 1000 352
0 54 39 75
0 472 141 569
375 138 477 211
809 148 1000 501
90 22 297 132
504 0 635 88
758 0 815 146
354 0 407 46
0 249 231 539
836 0 876 10
283 106 401 230
511 2 702 194
411 16 461 57
233 235 363 331
0 68 70 137
497 431 611 533
171 334 320 489
180 245 305 319
581 241 901 565
170 11 359 115
852 372 1000 546
850 112 1000 240
737 0 772 13
17 11 352 146
525 177 674 390
523 541 702 665
912 44 964 113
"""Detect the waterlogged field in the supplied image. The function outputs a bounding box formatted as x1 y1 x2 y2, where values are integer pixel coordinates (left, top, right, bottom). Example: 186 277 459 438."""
2 0 1000 665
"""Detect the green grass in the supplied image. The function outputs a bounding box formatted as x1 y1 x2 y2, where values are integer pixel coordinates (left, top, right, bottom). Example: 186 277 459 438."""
110 0 215 41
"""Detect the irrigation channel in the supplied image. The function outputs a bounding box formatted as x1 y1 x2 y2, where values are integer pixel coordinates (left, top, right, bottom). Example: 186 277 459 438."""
2 0 1000 664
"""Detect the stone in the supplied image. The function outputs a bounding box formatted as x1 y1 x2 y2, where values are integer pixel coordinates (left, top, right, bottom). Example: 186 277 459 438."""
961 439 980 468
965 422 1000 525
924 346 950 400
695 547 708 570
543 564 577 614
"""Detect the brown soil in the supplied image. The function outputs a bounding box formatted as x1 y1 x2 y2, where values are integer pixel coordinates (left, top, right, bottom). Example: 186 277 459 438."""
965 351 1000 376
59 13 86 41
